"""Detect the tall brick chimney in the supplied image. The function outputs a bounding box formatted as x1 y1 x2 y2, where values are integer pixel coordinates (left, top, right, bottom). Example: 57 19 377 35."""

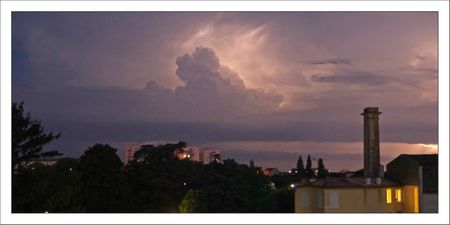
361 107 382 180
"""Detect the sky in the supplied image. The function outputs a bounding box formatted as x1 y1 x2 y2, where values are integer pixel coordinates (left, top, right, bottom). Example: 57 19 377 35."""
12 12 438 171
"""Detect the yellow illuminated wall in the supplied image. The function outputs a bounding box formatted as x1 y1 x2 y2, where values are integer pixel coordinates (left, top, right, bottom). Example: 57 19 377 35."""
295 186 403 213
414 186 419 213
401 185 419 213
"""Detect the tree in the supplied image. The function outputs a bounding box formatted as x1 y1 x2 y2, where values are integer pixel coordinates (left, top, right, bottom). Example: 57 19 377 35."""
78 144 130 212
126 142 192 212
296 155 305 177
305 155 313 178
179 189 208 213
249 159 255 168
317 158 328 178
43 158 84 212
12 102 61 171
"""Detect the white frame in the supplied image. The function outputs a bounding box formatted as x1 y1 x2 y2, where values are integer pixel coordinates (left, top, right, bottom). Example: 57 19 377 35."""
1 1 449 224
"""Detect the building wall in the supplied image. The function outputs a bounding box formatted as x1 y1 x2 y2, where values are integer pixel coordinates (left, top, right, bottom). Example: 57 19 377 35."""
422 193 438 213
295 186 403 213
387 156 438 213
203 148 221 164
295 187 323 213
387 157 419 185
183 146 202 163
125 146 140 163
402 185 419 213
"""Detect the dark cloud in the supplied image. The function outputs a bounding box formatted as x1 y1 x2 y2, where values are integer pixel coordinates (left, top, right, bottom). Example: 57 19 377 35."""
14 47 283 124
224 149 362 162
12 12 437 170
310 70 392 86
303 59 352 65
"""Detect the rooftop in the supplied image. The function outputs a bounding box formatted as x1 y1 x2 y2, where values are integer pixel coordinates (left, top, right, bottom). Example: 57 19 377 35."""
296 177 400 189
399 154 438 167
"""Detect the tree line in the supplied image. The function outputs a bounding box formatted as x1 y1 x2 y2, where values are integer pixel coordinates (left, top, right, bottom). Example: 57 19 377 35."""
12 102 298 213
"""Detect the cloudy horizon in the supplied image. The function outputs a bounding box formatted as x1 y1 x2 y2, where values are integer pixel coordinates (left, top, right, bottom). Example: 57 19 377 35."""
12 12 438 171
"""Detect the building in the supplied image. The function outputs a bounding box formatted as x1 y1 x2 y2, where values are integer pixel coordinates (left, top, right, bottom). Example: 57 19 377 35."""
294 107 433 213
180 146 221 164
27 159 59 167
387 154 438 213
182 146 203 162
124 145 140 163
126 143 221 165
294 177 403 212
178 146 221 164
202 148 221 164
264 168 279 177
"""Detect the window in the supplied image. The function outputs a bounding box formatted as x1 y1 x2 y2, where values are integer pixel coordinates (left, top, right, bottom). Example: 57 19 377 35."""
317 192 323 208
395 189 402 202
386 188 392 204
377 189 382 203
301 192 309 208
363 189 367 204
329 191 339 208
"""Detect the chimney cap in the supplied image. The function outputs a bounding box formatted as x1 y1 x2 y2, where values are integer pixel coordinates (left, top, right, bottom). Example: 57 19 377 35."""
361 107 382 115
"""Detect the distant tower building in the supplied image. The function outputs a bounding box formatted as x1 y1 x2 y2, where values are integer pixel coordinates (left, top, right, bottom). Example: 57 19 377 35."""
182 146 202 162
124 145 140 163
361 107 382 180
203 148 221 164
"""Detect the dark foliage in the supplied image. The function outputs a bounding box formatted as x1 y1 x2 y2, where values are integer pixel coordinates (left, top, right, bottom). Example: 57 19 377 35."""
78 144 130 212
11 104 296 213
12 102 61 171
305 155 313 178
317 158 328 178
296 155 306 177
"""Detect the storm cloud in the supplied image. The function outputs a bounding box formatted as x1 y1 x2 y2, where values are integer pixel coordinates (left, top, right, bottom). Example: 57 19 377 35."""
12 12 438 170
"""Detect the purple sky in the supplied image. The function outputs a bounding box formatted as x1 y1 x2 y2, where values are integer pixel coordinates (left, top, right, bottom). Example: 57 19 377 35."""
12 12 437 171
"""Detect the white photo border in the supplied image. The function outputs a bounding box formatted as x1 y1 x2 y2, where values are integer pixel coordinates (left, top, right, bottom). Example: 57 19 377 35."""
1 1 448 224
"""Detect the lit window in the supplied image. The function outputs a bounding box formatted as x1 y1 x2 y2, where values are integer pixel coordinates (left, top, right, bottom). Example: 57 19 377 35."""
386 188 392 204
329 191 339 208
395 189 402 202
301 192 309 208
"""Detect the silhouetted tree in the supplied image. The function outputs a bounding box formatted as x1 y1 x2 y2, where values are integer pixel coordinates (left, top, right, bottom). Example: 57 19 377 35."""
179 189 208 213
296 155 305 177
78 144 130 212
317 158 328 178
126 142 192 212
274 189 295 212
12 102 61 171
305 155 313 178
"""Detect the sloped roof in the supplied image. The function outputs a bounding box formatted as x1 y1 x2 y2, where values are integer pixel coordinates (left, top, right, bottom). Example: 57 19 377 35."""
400 154 438 167
297 177 400 189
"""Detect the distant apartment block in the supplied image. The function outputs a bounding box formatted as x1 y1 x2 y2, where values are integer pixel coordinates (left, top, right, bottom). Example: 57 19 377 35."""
264 168 280 177
124 144 221 164
178 146 221 164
